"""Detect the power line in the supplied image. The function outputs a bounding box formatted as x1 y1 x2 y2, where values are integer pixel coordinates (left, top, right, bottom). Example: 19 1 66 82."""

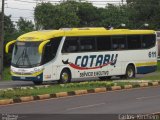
88 1 124 2
13 0 37 4
11 0 60 4
9 0 125 4
12 16 34 18
5 7 34 11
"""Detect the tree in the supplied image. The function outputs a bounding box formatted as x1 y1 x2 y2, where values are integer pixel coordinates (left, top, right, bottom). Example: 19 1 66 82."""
34 2 55 29
126 0 160 29
76 2 101 27
2 14 17 66
99 4 129 28
34 0 160 30
16 17 34 34
34 2 80 29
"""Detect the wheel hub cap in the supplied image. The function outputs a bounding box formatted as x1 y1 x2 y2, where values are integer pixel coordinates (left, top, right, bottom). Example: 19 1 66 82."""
62 73 68 81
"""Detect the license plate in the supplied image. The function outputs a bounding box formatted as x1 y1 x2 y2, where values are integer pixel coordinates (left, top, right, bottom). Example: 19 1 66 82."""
20 77 26 79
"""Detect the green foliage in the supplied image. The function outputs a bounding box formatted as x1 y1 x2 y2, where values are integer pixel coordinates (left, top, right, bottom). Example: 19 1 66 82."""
0 81 131 99
1 79 160 99
100 4 129 27
34 2 80 29
34 0 160 30
76 2 101 27
3 15 35 66
34 1 111 28
126 0 160 29
16 17 34 34
157 62 160 72
3 15 18 66
3 67 11 81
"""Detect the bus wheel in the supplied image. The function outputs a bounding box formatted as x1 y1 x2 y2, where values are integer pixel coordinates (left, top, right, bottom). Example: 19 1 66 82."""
33 81 43 85
125 65 135 79
99 76 111 81
59 69 71 83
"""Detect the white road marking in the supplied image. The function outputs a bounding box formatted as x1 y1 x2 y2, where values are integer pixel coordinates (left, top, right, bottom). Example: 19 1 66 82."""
136 95 160 100
66 103 106 111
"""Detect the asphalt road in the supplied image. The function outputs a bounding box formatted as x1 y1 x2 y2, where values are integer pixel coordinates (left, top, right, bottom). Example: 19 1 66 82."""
0 86 160 114
0 74 159 120
0 81 34 89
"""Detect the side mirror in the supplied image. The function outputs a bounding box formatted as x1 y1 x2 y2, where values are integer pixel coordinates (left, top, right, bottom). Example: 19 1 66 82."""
5 40 16 53
38 40 50 54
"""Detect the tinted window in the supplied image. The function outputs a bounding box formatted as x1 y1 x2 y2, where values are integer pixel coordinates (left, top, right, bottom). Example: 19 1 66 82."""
127 35 141 49
79 37 96 52
96 36 111 51
112 36 126 50
142 34 155 48
62 37 79 53
42 37 62 64
157 32 160 37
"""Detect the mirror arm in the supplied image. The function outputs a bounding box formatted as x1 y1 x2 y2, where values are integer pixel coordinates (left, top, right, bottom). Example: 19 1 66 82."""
5 40 16 53
38 40 50 54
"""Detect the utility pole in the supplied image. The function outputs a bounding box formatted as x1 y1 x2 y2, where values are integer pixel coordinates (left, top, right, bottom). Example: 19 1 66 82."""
122 0 124 4
0 0 4 80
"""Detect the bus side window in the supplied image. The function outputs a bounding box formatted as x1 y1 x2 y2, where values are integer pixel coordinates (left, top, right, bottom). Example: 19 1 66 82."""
42 37 62 64
79 37 96 52
142 34 155 49
112 44 118 49
96 36 111 51
127 35 141 49
112 36 126 50
62 37 79 53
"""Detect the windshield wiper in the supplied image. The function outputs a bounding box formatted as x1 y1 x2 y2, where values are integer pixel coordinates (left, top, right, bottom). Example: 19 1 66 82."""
24 49 32 67
16 48 26 65
15 48 32 67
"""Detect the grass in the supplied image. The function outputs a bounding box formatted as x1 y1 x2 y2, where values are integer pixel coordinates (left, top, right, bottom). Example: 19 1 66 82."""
157 61 160 72
135 61 160 81
3 67 11 81
138 72 160 80
0 80 158 100
0 81 116 99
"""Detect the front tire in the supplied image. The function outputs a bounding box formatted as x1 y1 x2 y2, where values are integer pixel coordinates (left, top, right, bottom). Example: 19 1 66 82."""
59 69 71 83
33 81 43 85
125 65 135 79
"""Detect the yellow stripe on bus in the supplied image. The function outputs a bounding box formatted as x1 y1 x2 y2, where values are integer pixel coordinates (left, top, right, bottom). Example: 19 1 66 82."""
11 70 43 77
136 62 157 67
17 28 155 42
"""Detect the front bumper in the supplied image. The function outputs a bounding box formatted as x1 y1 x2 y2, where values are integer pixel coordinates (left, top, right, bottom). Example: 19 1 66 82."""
12 73 43 82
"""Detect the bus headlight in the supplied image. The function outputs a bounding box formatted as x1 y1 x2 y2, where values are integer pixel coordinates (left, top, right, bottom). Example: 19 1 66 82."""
33 66 44 73
10 66 16 73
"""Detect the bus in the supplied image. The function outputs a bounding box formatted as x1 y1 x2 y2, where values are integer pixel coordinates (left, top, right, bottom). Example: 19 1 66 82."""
156 31 160 60
5 27 157 85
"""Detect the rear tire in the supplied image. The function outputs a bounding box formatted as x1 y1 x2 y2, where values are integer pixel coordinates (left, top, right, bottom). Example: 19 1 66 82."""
59 69 71 84
125 65 135 79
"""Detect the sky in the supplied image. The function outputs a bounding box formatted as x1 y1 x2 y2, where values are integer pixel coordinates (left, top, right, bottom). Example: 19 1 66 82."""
3 0 124 23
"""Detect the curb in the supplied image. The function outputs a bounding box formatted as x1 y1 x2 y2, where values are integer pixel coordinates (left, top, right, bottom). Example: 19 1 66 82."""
124 85 132 89
0 81 160 105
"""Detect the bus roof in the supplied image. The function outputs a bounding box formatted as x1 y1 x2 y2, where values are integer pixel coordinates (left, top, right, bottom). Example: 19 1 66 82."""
17 27 155 41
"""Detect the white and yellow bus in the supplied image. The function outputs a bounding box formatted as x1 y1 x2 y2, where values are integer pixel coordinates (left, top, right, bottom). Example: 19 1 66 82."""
156 31 160 60
6 27 157 84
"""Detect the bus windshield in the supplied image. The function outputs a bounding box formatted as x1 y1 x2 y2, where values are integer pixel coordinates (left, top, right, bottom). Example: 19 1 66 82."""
11 42 41 68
